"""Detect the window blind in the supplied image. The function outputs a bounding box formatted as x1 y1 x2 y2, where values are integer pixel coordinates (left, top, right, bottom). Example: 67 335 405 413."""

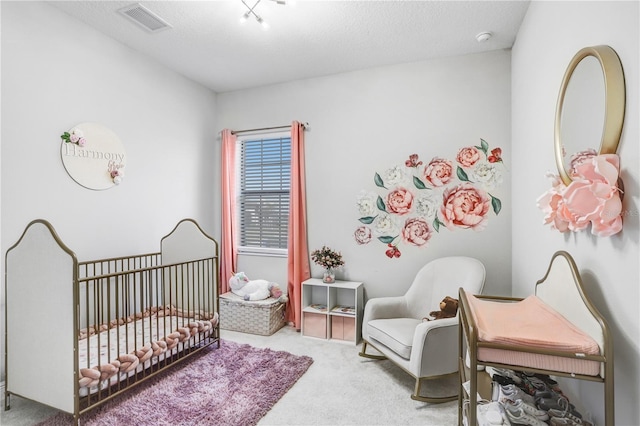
239 136 291 250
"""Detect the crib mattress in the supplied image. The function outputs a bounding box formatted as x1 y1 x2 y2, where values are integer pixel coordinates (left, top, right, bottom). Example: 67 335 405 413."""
78 309 219 394
466 294 601 376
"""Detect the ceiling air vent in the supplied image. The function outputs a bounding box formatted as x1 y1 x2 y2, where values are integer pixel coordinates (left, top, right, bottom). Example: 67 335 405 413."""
118 3 172 33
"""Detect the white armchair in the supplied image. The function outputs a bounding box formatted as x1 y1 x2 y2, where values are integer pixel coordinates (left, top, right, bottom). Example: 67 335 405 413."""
359 256 485 402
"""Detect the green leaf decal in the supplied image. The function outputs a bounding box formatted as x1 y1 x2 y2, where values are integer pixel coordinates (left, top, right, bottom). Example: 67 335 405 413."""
476 138 489 155
491 194 502 215
413 176 428 190
376 196 387 212
456 166 470 182
374 173 386 188
378 236 395 244
359 216 376 224
433 217 441 232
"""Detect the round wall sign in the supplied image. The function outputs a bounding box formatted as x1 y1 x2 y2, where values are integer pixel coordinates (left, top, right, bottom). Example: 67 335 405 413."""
60 122 126 190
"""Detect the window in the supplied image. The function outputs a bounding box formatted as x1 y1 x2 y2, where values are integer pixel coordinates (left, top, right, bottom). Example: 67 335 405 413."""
237 133 291 255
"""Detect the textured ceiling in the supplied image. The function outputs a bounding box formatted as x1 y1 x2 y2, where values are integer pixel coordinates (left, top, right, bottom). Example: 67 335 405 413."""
50 0 531 93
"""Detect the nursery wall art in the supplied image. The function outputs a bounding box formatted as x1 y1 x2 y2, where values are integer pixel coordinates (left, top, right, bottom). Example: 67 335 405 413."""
537 152 622 237
537 45 626 238
354 139 506 258
60 122 126 190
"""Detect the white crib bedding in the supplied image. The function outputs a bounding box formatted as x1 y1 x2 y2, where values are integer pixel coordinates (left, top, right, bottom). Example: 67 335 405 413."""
78 308 219 394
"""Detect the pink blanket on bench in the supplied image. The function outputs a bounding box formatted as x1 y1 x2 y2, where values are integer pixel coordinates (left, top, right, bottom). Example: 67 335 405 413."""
468 295 599 356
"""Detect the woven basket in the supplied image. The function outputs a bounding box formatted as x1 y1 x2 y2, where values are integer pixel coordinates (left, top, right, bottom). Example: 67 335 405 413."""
220 292 286 336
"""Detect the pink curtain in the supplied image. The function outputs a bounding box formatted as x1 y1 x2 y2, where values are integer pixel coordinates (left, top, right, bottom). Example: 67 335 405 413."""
286 121 311 330
220 129 237 294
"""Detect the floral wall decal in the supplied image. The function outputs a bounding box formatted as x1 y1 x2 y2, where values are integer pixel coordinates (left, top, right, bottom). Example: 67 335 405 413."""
537 151 623 237
355 139 506 258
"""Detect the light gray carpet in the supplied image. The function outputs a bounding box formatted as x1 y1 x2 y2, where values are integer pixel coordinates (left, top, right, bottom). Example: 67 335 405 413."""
245 327 459 426
1 326 458 425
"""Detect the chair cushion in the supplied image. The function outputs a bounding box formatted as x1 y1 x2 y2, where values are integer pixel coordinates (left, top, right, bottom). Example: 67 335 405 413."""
367 318 422 359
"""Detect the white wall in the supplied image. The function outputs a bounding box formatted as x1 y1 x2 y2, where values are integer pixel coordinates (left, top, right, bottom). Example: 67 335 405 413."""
217 50 512 301
512 1 639 424
8 2 633 423
0 2 218 380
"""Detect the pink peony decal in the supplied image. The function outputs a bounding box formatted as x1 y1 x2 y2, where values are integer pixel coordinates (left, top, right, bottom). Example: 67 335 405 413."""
537 154 622 237
424 157 454 187
402 217 432 246
355 139 505 258
456 147 481 168
440 183 491 230
386 187 414 215
354 226 373 245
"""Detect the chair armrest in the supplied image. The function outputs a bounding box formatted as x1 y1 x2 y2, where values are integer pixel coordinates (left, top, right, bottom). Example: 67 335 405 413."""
362 296 407 322
409 316 459 377
416 316 458 331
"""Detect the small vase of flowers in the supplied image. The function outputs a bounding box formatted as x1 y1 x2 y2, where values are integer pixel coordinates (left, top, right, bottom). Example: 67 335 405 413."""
311 246 344 283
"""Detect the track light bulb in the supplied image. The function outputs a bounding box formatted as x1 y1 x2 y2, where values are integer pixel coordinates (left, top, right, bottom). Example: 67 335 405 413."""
238 0 280 28
257 16 270 30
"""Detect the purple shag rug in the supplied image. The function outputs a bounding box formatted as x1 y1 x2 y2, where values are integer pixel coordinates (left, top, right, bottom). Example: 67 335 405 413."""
36 340 313 426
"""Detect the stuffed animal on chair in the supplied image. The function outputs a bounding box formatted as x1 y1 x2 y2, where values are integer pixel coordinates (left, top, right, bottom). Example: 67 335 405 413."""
423 296 459 321
229 272 288 303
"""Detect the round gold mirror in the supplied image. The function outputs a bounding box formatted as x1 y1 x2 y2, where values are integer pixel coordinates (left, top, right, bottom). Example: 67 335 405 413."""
554 45 625 185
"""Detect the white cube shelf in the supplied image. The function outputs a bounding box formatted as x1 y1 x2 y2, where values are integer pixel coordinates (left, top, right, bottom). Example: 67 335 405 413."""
301 278 364 344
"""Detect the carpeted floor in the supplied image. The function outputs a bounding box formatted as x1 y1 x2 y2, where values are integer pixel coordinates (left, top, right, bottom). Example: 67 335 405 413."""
1 326 459 425
32 340 313 426
238 327 460 426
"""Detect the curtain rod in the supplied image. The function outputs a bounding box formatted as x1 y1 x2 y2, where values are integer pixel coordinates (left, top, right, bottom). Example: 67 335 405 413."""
230 122 308 135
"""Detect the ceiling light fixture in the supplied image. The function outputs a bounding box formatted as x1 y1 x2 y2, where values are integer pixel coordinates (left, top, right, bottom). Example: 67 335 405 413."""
239 0 287 30
476 31 493 43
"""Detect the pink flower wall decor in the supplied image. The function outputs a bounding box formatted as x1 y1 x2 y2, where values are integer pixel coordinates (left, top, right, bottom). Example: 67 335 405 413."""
537 153 623 237
355 139 505 259
424 157 454 187
61 128 87 147
386 187 413 215
440 183 491 231
457 147 481 168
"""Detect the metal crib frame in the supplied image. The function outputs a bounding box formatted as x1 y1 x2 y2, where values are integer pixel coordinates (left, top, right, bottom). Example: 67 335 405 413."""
4 219 220 426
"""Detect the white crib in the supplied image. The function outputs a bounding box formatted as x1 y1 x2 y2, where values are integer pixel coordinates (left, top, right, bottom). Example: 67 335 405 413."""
4 218 220 425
